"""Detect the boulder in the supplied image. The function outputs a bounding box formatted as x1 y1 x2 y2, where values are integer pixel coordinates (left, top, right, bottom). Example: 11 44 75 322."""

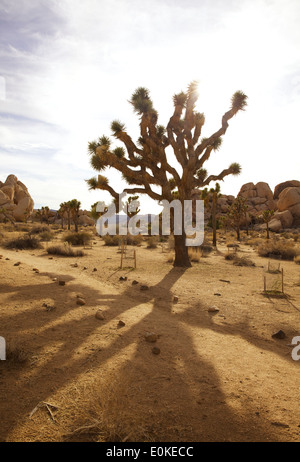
274 180 300 200
79 214 94 226
274 210 293 228
268 218 282 232
277 187 300 211
0 175 34 222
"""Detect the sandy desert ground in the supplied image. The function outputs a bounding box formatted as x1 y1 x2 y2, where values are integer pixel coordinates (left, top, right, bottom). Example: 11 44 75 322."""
0 226 300 442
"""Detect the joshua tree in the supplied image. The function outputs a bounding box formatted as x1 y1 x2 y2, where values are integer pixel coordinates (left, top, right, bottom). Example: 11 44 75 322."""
209 183 221 247
90 201 108 221
227 196 248 241
36 209 43 224
69 199 81 232
261 209 275 239
58 202 68 229
0 207 16 227
41 206 50 224
87 81 247 267
126 195 140 219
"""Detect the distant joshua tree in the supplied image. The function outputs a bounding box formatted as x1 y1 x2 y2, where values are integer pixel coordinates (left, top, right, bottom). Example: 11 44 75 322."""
69 199 81 232
86 81 247 266
227 196 248 241
261 209 275 239
58 202 68 229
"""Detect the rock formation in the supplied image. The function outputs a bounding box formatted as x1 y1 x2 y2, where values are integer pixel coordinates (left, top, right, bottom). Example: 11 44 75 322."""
0 175 34 222
237 182 276 218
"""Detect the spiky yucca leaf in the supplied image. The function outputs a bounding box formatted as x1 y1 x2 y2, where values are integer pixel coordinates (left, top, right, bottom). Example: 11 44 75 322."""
156 125 166 138
172 92 187 107
111 120 126 135
196 168 208 181
88 140 99 155
211 137 223 151
113 147 125 158
130 87 153 115
98 135 111 147
231 91 248 111
90 153 107 171
121 173 144 186
98 175 109 186
86 177 99 190
137 136 145 147
194 112 205 124
229 162 242 175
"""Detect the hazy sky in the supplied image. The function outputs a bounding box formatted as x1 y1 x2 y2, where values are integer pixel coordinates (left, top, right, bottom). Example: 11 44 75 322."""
1 0 300 212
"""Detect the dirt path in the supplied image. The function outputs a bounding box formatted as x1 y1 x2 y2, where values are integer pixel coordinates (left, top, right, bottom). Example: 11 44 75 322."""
0 242 300 442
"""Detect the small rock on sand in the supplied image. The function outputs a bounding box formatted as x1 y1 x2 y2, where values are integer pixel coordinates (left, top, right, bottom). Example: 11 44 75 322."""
152 346 161 355
76 298 86 306
145 332 158 343
95 310 105 320
208 306 220 313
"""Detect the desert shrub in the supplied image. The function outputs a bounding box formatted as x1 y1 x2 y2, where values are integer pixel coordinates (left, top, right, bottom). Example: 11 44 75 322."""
294 255 300 265
225 253 255 266
188 249 200 262
125 234 143 246
64 232 91 246
102 234 143 246
30 224 50 235
16 224 31 232
166 253 174 264
47 243 85 257
257 240 300 261
200 243 213 255
0 223 15 232
39 230 54 241
4 236 42 250
146 236 159 249
102 235 120 246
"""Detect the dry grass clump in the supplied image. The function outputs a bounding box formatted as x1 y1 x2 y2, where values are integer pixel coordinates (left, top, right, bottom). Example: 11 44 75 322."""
5 341 30 365
102 234 143 246
47 243 85 257
225 253 255 266
257 240 300 261
64 379 153 442
294 255 300 265
30 224 51 235
39 230 54 241
4 235 42 250
64 232 91 246
188 249 200 263
146 236 159 249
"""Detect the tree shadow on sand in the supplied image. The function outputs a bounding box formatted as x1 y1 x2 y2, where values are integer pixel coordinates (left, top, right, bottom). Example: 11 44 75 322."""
0 267 294 442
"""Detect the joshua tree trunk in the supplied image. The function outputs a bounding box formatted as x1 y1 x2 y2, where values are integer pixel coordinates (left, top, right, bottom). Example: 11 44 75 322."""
174 233 191 267
212 199 217 247
266 223 270 239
